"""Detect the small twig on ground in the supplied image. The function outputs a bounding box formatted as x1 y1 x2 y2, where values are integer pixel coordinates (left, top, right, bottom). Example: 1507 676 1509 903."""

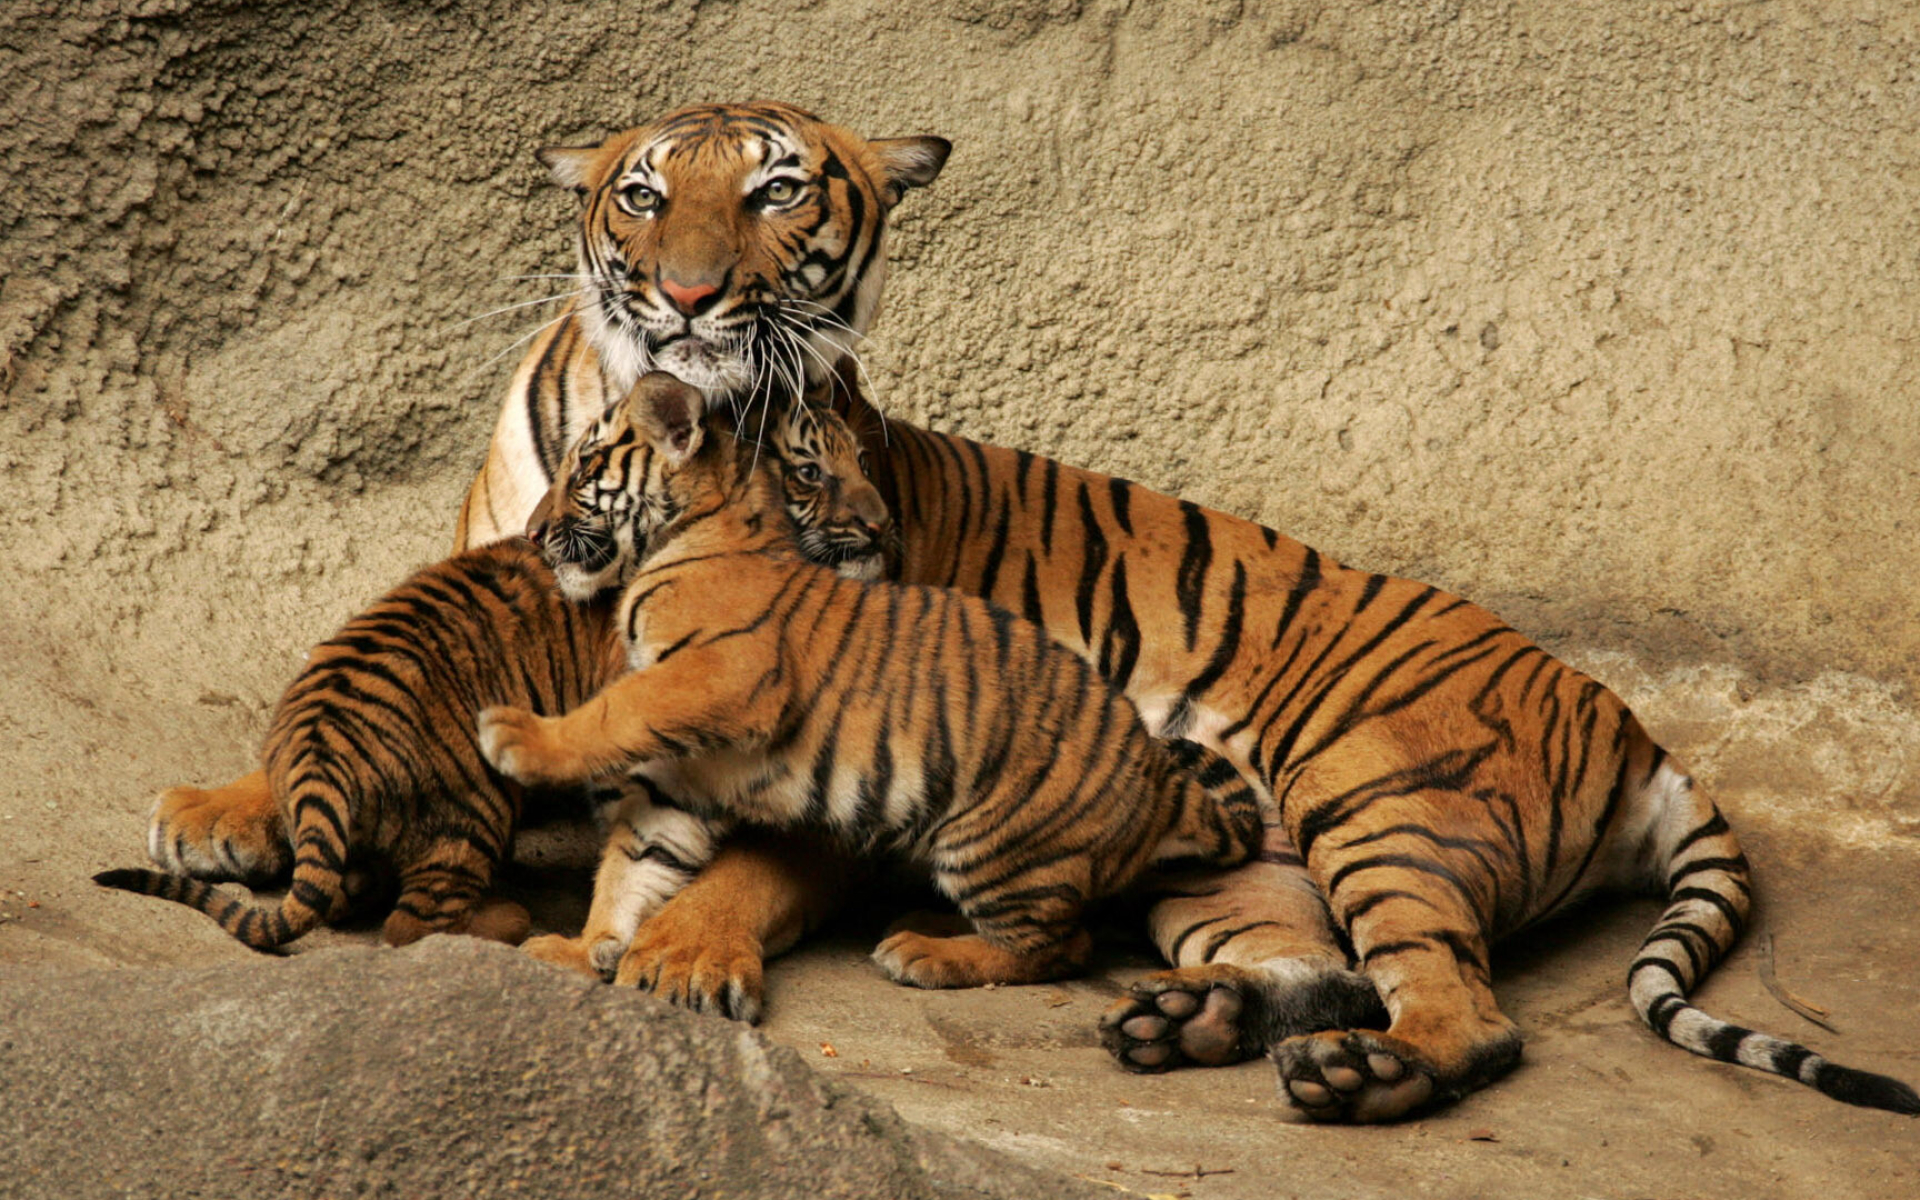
1072 1176 1189 1199
1140 1165 1235 1179
833 1069 967 1090
1758 932 1839 1033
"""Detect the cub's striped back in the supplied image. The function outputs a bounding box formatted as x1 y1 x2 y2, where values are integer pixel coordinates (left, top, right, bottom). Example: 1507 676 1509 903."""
97 541 624 948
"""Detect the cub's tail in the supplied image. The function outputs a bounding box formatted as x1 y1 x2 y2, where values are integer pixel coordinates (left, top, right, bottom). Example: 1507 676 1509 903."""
95 772 349 951
1158 737 1266 869
1629 766 1918 1115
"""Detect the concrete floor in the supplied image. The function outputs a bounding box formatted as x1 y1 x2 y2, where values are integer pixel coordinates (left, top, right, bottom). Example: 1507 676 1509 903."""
754 818 1920 1200
9 779 1914 1199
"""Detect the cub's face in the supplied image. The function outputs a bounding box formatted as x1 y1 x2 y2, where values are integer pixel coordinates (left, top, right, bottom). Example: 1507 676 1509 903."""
540 103 948 411
534 375 893 598
771 403 892 581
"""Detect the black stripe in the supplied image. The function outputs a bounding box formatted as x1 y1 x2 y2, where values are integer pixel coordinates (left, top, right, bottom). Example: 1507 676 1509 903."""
1666 854 1749 893
1174 502 1211 652
1098 556 1141 692
1073 483 1109 648
1270 547 1321 650
1669 886 1748 938
1183 560 1246 703
977 493 1012 601
1107 477 1134 535
1647 993 1687 1037
1671 811 1730 857
1629 955 1689 991
1039 457 1059 555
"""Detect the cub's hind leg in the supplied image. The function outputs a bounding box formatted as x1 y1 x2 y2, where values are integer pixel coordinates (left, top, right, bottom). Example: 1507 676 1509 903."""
1100 814 1383 1073
382 838 523 948
148 769 290 883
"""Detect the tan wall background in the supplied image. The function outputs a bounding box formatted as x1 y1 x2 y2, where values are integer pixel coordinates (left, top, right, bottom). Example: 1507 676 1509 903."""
3 0 1917 859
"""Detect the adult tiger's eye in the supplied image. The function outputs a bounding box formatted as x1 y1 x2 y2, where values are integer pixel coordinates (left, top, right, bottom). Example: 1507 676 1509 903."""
762 179 798 204
619 183 660 214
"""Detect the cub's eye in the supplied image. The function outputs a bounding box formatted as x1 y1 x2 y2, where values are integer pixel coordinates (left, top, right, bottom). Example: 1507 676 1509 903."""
856 451 871 474
791 461 823 485
617 183 661 215
755 178 803 207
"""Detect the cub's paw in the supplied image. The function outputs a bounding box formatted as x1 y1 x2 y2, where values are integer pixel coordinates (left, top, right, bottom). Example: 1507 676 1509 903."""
615 921 765 1024
1098 964 1262 1072
523 933 603 978
477 706 572 785
147 776 289 883
872 930 990 989
871 920 1089 989
1270 1029 1436 1123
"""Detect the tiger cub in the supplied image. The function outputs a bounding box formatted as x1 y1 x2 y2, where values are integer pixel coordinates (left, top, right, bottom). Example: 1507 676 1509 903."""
95 541 620 949
95 400 892 951
479 373 1267 989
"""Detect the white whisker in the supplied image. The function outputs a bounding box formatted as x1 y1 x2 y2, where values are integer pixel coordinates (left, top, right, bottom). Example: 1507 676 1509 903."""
457 308 575 388
779 308 889 447
444 289 588 335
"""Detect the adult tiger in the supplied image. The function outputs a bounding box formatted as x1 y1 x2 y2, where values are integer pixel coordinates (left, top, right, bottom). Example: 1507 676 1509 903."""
153 103 1916 1120
452 101 948 552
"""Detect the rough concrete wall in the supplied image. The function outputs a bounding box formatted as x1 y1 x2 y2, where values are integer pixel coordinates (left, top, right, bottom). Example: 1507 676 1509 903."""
2 0 1917 860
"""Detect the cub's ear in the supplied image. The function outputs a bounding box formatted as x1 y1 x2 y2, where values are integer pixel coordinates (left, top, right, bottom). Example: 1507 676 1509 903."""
536 145 599 198
869 137 951 205
630 372 707 466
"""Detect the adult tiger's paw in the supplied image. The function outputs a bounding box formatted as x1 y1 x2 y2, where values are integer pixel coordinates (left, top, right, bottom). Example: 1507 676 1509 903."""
477 706 575 785
147 774 289 883
1270 1029 1437 1123
1098 964 1264 1072
615 916 765 1024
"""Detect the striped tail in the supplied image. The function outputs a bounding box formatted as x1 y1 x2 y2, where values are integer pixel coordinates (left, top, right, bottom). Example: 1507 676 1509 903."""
90 864 334 950
1629 798 1919 1115
94 773 350 951
1159 738 1266 868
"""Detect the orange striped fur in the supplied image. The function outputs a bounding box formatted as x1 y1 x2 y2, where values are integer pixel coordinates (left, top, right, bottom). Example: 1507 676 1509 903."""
483 374 1264 991
100 541 621 948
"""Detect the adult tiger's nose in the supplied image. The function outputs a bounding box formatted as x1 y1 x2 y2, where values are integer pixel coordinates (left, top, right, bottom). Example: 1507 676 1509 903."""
659 277 721 316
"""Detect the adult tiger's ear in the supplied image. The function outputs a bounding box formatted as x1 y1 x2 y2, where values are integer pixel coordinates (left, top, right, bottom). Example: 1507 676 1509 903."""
629 372 707 467
869 137 951 206
524 486 558 546
537 145 598 201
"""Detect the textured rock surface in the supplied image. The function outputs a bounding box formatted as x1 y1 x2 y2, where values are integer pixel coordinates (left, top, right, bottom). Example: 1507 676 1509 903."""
0 937 1095 1199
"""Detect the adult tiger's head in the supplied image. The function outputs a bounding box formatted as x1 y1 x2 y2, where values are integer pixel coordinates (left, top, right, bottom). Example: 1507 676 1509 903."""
531 373 892 599
771 401 893 581
540 103 949 408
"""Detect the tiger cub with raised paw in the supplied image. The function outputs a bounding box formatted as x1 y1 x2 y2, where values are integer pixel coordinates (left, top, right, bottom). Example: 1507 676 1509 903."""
518 393 893 981
95 541 625 949
480 373 1266 990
